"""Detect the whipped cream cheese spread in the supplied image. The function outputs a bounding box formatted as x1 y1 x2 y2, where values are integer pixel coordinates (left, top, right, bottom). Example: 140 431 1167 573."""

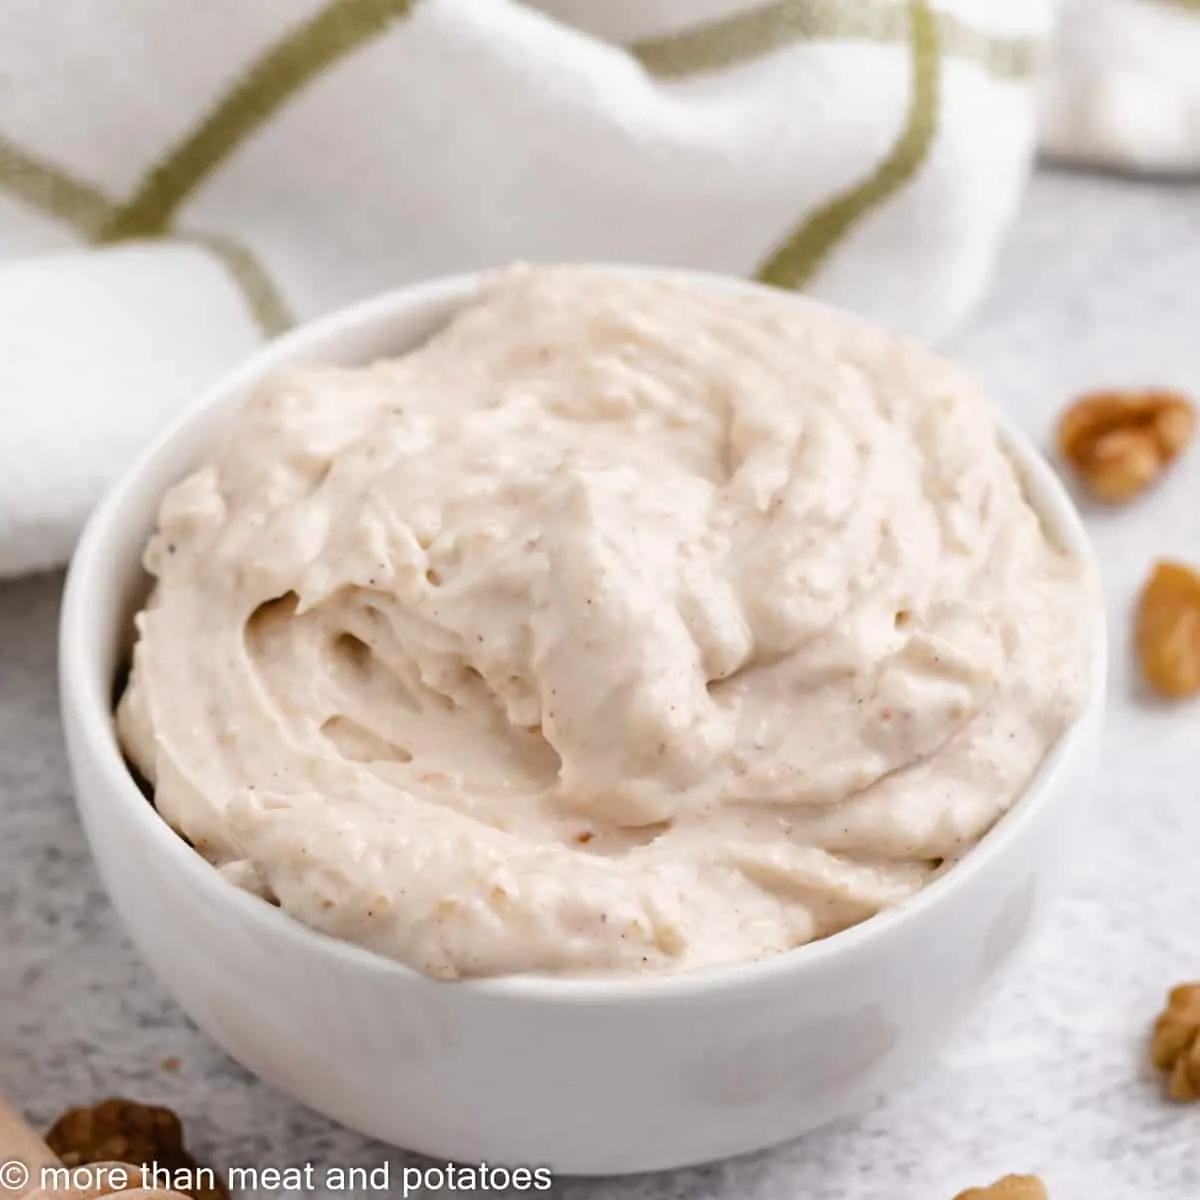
117 266 1097 980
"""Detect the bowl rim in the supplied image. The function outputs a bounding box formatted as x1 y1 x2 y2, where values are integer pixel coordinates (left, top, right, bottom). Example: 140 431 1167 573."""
59 264 1108 1004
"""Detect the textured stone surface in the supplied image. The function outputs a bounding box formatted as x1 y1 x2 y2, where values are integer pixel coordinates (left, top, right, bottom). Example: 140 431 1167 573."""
2 167 1200 1198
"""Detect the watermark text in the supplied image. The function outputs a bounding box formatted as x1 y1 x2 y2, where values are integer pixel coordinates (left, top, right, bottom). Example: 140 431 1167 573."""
0 1158 553 1196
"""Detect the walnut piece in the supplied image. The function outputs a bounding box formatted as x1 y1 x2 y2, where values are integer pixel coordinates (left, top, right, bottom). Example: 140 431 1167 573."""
954 1176 1047 1200
1136 561 1200 699
1151 982 1200 1101
45 1099 228 1200
1057 389 1196 502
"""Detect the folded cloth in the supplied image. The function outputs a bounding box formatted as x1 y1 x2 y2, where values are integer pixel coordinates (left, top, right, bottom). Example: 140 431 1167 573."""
0 244 261 575
1041 0 1200 175
1 0 1055 578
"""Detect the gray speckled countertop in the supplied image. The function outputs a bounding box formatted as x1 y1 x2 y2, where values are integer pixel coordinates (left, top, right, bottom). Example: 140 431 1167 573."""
4 168 1200 1199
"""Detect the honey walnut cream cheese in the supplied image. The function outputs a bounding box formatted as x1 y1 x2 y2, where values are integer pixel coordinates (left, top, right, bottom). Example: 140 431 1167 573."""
117 266 1097 981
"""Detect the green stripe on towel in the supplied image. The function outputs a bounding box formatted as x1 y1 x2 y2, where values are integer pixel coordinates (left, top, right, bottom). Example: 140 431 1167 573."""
0 136 293 336
755 0 942 291
0 136 118 237
630 0 1039 82
99 0 419 242
186 233 294 335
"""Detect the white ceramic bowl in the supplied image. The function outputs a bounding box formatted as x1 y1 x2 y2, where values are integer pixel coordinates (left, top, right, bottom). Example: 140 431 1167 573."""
59 269 1106 1176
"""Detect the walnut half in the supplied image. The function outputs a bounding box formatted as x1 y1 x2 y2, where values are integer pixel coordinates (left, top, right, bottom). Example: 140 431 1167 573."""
1136 561 1200 700
954 1175 1047 1200
1057 389 1195 503
44 1099 227 1200
1151 982 1200 1101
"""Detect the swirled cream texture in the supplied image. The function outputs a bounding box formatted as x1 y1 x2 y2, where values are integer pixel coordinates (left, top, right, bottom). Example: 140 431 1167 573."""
117 266 1096 980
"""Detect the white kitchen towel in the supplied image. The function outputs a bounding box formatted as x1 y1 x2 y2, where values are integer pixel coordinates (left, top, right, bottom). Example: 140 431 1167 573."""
1042 0 1200 174
0 0 1054 578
